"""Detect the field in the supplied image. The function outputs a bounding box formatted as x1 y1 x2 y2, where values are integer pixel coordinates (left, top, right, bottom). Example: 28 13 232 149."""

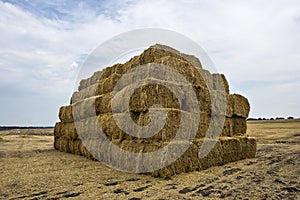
0 120 299 199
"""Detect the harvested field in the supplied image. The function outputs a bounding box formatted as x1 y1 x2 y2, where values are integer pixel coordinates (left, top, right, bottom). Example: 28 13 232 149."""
0 120 299 199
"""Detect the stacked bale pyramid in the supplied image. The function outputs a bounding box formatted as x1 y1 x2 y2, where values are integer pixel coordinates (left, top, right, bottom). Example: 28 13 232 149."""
54 44 256 178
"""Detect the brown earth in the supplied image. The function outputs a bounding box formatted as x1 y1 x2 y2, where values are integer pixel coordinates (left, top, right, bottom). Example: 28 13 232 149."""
0 120 299 199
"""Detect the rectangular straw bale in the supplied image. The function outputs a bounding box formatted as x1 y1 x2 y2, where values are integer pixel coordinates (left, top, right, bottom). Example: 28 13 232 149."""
54 137 70 153
72 97 97 120
118 56 140 74
54 122 61 138
217 116 234 137
211 90 227 116
238 137 257 158
78 68 106 91
79 141 94 159
150 44 203 69
153 56 208 88
230 94 250 118
196 112 211 138
68 139 81 155
181 53 202 69
220 137 256 164
212 73 229 94
198 114 234 138
100 73 122 95
59 105 73 123
197 69 214 90
78 78 89 91
150 139 222 178
73 73 121 103
151 136 256 178
53 136 60 150
72 84 98 103
55 122 78 140
232 117 247 135
130 84 180 112
98 113 124 141
90 71 102 86
220 137 242 163
73 93 113 120
194 139 223 170
193 85 211 114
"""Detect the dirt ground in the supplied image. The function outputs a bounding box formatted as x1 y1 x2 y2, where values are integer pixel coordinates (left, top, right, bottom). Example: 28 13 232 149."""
0 120 299 199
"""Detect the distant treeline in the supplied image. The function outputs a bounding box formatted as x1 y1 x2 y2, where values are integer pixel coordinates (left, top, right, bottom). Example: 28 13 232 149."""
247 116 297 121
0 126 54 131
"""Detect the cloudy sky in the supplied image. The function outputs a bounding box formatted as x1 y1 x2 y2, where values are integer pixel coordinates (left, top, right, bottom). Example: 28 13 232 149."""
0 0 299 125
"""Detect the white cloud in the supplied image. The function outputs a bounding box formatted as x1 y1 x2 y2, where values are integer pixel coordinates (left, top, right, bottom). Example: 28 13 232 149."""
0 0 299 125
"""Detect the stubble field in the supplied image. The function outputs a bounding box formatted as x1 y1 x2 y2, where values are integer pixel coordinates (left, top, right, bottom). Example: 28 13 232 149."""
0 120 299 199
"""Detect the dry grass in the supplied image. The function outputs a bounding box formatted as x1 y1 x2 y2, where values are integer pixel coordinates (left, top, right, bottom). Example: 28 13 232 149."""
0 121 299 199
247 119 300 141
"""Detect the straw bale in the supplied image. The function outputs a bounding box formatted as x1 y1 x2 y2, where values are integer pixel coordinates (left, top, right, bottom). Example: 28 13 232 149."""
192 85 211 114
212 73 229 94
210 116 233 137
220 137 256 164
112 81 204 114
129 84 180 112
118 55 140 74
54 122 78 140
230 94 250 118
238 136 257 158
78 78 89 91
98 109 181 142
53 136 60 150
79 141 94 159
59 105 73 123
68 139 81 155
54 137 70 153
72 84 98 103
196 114 247 138
150 44 202 69
138 47 182 65
232 117 247 135
151 136 256 178
73 93 113 120
210 90 227 116
73 73 122 103
54 122 61 139
151 56 209 88
78 66 113 91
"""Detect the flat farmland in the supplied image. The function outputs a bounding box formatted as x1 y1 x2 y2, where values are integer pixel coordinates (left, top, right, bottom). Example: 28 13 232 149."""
0 120 299 199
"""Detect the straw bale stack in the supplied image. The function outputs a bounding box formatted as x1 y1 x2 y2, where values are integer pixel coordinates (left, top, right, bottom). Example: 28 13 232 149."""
54 44 256 178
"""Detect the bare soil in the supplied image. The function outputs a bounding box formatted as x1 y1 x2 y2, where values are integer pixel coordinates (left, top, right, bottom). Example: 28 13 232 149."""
0 120 299 199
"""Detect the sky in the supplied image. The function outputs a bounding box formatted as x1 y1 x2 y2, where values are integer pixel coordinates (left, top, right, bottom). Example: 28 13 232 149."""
0 0 299 125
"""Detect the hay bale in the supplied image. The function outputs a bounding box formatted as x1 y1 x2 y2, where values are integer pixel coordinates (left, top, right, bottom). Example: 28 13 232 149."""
59 105 73 123
79 141 94 159
72 84 98 103
55 137 70 153
232 117 247 135
212 73 229 94
54 122 61 139
230 94 250 118
150 136 256 178
150 44 202 69
54 122 78 140
53 136 60 150
73 73 122 103
68 139 81 155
